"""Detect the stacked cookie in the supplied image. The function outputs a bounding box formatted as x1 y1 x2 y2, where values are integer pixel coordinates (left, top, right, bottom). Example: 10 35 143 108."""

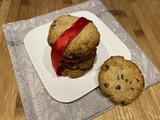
48 15 100 78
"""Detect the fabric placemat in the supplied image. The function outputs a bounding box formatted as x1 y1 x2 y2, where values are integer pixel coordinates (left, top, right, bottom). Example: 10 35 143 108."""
3 0 160 119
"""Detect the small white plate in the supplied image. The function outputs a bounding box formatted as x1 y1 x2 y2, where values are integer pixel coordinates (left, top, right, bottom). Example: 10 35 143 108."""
24 11 131 103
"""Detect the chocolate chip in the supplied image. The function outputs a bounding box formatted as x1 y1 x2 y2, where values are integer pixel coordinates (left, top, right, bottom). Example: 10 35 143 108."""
51 24 56 28
104 83 109 88
104 65 109 71
117 74 124 80
130 81 132 85
121 74 124 80
136 79 139 83
125 79 128 83
121 101 125 105
115 85 121 90
131 87 134 90
51 20 57 28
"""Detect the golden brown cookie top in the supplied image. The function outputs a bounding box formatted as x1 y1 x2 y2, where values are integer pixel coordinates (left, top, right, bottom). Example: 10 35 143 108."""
47 15 100 59
98 56 145 105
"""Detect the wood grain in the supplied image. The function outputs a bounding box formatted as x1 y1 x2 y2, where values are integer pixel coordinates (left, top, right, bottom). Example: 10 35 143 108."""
0 0 160 120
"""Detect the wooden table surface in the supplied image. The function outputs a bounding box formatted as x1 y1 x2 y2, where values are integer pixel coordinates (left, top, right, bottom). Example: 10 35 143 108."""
0 0 160 120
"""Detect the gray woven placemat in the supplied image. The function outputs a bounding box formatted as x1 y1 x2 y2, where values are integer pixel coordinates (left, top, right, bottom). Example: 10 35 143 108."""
3 0 160 119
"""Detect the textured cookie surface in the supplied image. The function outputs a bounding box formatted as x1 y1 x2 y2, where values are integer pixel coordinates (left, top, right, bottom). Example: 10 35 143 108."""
98 56 144 105
59 63 93 78
47 15 100 59
60 55 95 70
62 49 96 63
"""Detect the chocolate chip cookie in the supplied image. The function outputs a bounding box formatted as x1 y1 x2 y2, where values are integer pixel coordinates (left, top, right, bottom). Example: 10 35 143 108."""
98 56 145 105
47 15 100 60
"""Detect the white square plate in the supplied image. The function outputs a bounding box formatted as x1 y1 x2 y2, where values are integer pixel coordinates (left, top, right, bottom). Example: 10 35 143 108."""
24 11 131 103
